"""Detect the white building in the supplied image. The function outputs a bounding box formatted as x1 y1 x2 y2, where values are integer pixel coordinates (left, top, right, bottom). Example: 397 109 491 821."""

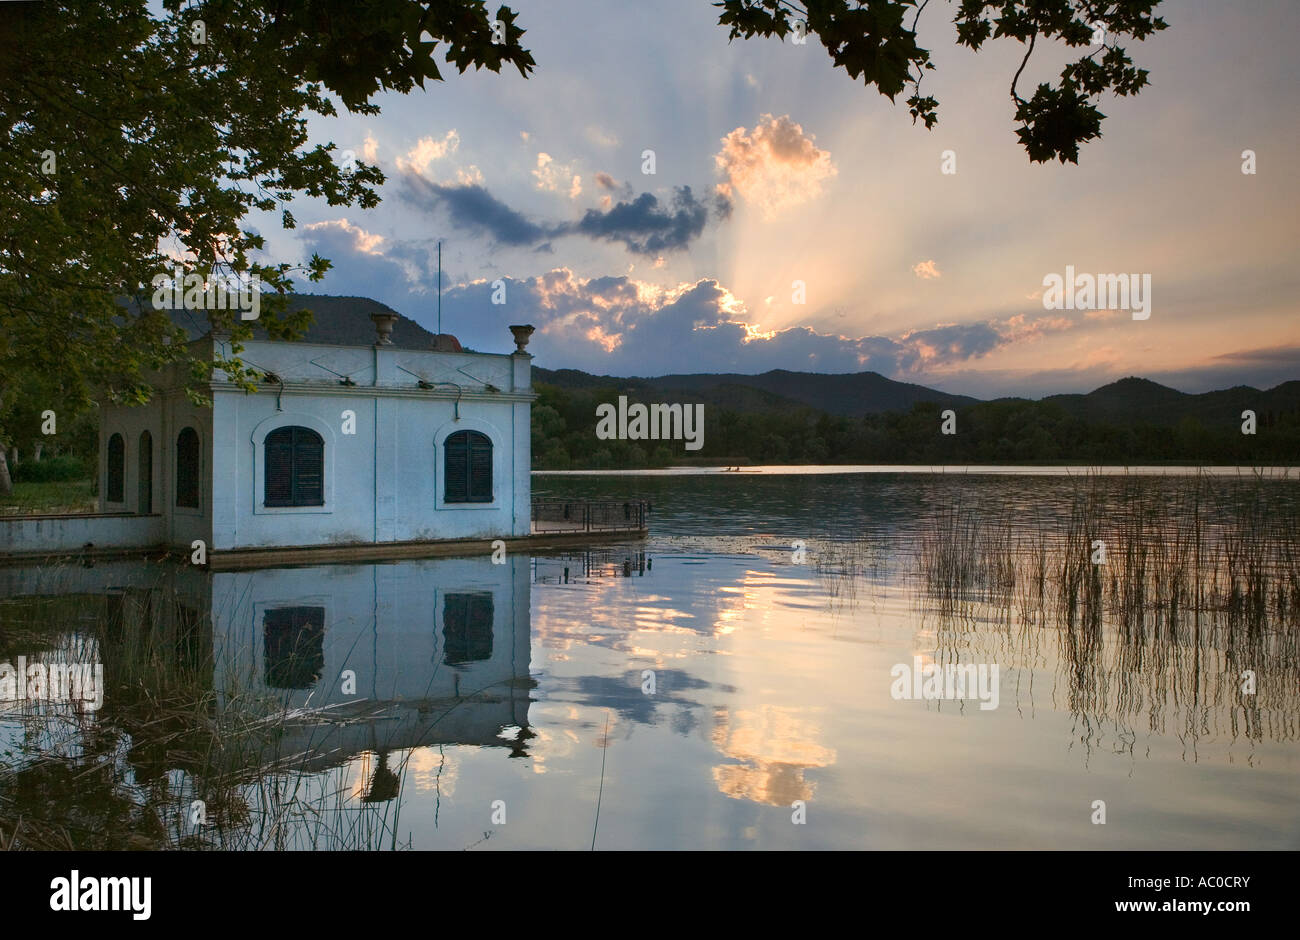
89 301 536 564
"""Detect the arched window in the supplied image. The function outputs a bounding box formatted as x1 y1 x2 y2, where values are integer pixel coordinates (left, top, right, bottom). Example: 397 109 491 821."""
265 426 324 507
138 431 153 513
176 427 200 508
444 430 492 503
105 433 125 503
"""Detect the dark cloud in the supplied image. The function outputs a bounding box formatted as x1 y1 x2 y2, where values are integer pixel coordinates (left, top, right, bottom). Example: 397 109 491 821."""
713 189 734 221
399 169 719 255
401 174 556 246
571 186 710 255
1212 345 1300 366
296 220 415 310
897 323 1005 372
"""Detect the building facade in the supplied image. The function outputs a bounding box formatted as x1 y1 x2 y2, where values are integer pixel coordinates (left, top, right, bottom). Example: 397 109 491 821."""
93 315 535 560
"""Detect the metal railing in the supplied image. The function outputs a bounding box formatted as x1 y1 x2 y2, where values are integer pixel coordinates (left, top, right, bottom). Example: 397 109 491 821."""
531 498 649 533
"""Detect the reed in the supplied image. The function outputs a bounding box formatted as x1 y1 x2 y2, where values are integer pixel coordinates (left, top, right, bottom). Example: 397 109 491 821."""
913 469 1300 747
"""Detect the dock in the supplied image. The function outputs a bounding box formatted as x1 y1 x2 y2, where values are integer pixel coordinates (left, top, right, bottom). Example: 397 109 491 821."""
0 499 649 570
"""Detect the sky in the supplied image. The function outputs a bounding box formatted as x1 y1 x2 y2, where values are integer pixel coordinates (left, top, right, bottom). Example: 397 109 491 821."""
246 0 1300 399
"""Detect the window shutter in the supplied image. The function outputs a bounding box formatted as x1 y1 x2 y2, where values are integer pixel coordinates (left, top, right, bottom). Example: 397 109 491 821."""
445 433 469 502
264 426 323 507
445 430 492 503
293 430 324 505
469 436 492 502
265 430 293 506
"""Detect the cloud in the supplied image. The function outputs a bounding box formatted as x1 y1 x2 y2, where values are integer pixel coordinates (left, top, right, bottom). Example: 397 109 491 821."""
912 259 941 279
392 130 482 186
402 175 556 246
287 217 1101 390
396 131 461 175
533 152 582 199
302 219 386 256
572 187 714 255
438 267 1080 376
401 169 722 255
1213 344 1300 365
595 172 619 191
586 126 620 148
897 323 1003 371
295 218 419 306
715 114 837 217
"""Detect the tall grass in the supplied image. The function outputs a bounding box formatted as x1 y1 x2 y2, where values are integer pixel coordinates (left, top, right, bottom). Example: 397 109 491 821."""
914 470 1300 747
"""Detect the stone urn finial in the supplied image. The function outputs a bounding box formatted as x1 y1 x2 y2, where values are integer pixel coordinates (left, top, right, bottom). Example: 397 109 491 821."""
509 324 535 353
370 311 399 345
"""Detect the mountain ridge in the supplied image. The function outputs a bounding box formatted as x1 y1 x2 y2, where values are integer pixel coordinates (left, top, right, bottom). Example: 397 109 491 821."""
533 366 1300 426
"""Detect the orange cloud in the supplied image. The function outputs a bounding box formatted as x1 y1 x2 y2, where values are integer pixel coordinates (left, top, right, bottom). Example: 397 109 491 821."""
533 152 582 199
715 114 836 217
395 130 481 185
913 259 942 279
302 218 385 256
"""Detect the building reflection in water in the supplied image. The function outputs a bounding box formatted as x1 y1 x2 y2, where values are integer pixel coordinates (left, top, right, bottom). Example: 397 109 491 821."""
0 555 533 848
531 548 650 585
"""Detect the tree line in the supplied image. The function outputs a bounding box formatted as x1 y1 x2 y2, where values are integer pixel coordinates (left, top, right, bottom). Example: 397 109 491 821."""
532 383 1300 468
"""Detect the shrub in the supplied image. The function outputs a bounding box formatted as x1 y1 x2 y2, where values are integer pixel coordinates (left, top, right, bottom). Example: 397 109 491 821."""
11 454 92 483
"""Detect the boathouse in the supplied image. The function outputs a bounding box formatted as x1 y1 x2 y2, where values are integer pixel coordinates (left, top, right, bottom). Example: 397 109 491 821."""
120 303 533 561
0 298 648 566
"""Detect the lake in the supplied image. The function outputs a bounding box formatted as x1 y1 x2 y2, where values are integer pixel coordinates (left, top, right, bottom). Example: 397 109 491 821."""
1 468 1297 849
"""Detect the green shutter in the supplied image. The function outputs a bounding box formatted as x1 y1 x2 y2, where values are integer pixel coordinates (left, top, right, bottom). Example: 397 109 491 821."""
265 426 323 507
445 430 492 503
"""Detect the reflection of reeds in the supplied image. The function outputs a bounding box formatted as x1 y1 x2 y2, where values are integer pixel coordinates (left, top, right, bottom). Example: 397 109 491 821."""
912 470 1300 751
813 538 885 609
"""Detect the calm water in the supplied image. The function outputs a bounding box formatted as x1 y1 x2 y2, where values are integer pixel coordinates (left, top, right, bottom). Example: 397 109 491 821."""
1 469 1297 849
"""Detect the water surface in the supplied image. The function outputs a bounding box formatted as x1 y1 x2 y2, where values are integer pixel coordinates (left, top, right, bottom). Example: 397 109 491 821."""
1 469 1296 849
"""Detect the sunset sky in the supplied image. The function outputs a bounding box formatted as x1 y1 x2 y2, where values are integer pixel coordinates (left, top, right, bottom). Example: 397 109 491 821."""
249 0 1299 398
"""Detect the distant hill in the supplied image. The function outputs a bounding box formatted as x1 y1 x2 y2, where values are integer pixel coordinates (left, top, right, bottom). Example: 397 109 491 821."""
1045 376 1300 427
533 367 977 416
534 367 1300 426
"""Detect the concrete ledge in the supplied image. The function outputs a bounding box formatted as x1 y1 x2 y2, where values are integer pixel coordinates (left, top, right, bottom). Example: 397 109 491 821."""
206 529 648 570
0 529 647 570
0 513 167 567
0 546 177 569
